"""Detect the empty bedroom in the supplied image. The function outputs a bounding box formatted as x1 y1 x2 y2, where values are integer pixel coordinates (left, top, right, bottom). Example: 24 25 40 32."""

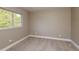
0 7 79 51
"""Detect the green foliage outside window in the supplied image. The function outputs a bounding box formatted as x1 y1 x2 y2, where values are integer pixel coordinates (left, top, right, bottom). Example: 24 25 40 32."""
0 8 21 28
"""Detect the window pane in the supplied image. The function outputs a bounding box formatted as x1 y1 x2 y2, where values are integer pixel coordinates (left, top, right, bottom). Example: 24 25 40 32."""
14 13 21 27
0 8 22 29
0 9 12 28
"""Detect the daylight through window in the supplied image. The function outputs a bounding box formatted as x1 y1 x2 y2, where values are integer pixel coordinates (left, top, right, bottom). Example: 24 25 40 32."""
0 8 22 29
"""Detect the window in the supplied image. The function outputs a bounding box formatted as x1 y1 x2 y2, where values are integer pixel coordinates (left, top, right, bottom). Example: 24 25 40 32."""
0 8 22 29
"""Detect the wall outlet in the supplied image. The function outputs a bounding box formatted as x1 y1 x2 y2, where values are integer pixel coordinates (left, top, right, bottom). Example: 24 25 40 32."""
9 40 12 42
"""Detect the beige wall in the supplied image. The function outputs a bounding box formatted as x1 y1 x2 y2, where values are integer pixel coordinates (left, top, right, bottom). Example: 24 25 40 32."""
0 7 29 49
0 7 72 49
71 7 79 45
29 8 71 39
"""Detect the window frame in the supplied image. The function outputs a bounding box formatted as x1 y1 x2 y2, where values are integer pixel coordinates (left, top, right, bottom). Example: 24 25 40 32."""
0 8 23 30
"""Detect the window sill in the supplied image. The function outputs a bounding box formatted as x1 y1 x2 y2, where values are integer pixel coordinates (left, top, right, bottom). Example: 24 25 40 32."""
0 26 22 31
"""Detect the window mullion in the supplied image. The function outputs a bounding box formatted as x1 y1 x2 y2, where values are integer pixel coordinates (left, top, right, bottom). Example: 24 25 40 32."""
12 13 15 27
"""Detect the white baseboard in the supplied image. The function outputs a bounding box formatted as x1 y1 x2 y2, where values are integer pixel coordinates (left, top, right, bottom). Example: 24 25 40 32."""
29 35 79 50
29 35 72 42
71 40 79 49
1 35 30 51
1 34 79 51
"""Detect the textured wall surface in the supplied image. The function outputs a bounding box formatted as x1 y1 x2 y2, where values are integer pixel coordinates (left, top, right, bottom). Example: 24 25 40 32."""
0 7 29 49
29 8 71 39
71 7 79 45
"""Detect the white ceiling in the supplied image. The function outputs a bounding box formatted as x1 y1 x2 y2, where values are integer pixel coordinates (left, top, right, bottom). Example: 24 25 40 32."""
22 7 57 12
